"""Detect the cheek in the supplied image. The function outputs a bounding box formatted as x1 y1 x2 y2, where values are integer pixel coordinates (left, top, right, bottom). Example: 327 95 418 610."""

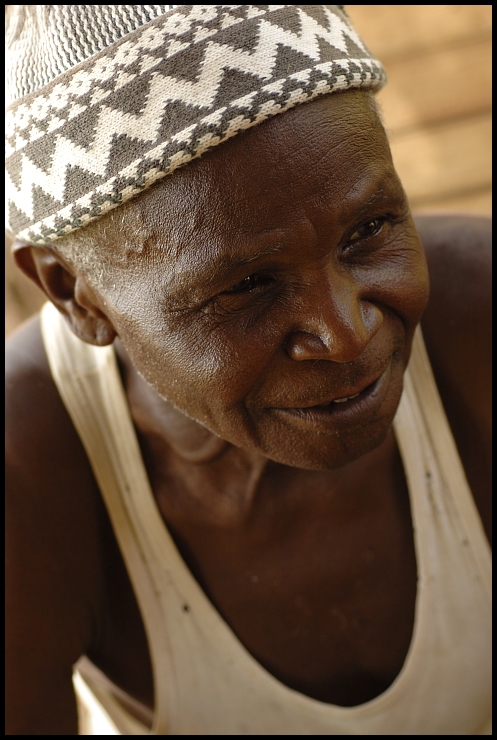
361 238 430 329
395 250 430 324
119 305 279 425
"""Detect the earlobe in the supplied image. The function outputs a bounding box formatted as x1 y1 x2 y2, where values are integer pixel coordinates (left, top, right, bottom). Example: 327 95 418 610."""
11 241 117 346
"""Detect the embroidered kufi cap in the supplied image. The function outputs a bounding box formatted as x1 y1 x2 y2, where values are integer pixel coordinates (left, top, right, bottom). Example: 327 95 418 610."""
5 5 386 245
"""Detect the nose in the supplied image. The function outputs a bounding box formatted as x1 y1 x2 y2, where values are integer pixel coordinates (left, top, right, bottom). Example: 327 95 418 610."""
285 274 383 363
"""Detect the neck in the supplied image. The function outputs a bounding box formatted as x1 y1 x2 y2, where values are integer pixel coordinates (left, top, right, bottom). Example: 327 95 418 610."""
114 339 271 525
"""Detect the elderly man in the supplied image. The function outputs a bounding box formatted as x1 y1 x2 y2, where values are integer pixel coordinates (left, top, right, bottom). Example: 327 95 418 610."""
5 5 490 735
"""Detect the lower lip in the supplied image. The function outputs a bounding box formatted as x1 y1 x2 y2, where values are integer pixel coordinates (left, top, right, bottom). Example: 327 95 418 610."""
271 366 392 432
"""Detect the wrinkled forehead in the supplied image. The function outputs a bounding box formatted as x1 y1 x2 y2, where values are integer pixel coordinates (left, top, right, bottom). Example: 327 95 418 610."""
122 90 392 253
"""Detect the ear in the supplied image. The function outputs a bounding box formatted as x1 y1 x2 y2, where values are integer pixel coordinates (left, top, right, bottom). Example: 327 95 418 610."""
12 241 117 346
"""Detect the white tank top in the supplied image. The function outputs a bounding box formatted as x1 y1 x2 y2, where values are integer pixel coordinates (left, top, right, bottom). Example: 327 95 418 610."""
40 302 491 735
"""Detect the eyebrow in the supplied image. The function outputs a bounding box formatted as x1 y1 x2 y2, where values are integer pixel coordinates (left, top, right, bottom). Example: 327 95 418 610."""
339 172 407 220
167 239 285 293
204 243 284 273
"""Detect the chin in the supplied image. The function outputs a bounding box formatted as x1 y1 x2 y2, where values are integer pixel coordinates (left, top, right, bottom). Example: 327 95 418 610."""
259 412 396 472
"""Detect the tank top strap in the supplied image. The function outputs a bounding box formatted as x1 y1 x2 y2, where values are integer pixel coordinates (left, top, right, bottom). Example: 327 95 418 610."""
40 302 172 734
393 326 491 601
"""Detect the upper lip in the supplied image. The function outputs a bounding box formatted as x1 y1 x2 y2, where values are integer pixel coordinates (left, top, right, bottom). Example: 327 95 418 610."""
272 367 387 409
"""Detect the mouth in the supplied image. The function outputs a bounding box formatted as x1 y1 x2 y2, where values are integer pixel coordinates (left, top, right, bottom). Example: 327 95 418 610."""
270 365 392 431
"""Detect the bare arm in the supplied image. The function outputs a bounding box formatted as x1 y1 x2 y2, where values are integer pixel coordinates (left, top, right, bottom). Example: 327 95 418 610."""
6 318 106 734
6 488 80 734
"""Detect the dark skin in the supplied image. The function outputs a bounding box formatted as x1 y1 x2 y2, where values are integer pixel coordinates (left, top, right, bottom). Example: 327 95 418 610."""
6 92 491 734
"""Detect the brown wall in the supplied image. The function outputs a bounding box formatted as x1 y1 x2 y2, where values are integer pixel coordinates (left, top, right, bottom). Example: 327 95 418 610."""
5 5 492 336
347 4 492 213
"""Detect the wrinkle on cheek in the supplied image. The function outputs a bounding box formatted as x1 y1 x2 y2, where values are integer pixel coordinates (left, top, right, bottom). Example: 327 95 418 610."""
150 327 233 412
390 235 429 297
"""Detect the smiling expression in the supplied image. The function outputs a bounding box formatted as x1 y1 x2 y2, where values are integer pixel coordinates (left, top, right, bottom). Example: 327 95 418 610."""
92 91 429 470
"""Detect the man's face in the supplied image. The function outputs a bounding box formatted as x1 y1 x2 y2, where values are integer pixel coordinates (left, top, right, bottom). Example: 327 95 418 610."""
97 91 429 470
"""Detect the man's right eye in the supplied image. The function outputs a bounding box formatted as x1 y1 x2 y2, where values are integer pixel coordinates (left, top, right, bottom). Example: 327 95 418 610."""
224 273 267 295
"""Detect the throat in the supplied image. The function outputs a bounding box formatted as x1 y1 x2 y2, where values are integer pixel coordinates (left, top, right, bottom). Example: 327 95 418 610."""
149 443 272 528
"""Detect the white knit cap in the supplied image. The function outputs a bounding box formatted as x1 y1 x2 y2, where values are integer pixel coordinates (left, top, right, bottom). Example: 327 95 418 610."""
5 5 386 245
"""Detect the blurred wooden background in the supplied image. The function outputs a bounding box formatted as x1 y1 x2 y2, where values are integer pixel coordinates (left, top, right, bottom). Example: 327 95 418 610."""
347 4 492 214
5 5 492 336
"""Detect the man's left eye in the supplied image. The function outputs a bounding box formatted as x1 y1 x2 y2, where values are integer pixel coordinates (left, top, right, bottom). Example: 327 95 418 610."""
349 217 385 242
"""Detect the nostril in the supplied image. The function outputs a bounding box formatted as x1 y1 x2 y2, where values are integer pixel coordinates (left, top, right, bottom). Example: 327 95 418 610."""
285 302 383 364
285 331 332 362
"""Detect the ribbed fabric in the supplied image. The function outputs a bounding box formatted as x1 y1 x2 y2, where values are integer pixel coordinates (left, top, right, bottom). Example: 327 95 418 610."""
5 6 178 106
40 302 491 735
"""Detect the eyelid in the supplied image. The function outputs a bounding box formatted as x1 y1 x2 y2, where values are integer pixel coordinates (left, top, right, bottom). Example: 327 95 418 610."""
349 215 386 241
222 271 275 296
223 275 255 295
348 209 407 241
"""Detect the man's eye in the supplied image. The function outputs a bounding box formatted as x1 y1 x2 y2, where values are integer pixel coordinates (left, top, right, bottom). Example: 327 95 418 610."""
224 273 268 295
349 217 385 242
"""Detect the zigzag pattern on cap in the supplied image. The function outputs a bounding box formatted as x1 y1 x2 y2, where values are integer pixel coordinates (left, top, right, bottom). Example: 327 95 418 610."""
5 5 386 245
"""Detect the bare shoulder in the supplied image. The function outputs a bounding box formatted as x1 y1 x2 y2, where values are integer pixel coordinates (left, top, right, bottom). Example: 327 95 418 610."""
5 314 108 733
416 212 491 413
416 212 491 330
415 213 491 542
